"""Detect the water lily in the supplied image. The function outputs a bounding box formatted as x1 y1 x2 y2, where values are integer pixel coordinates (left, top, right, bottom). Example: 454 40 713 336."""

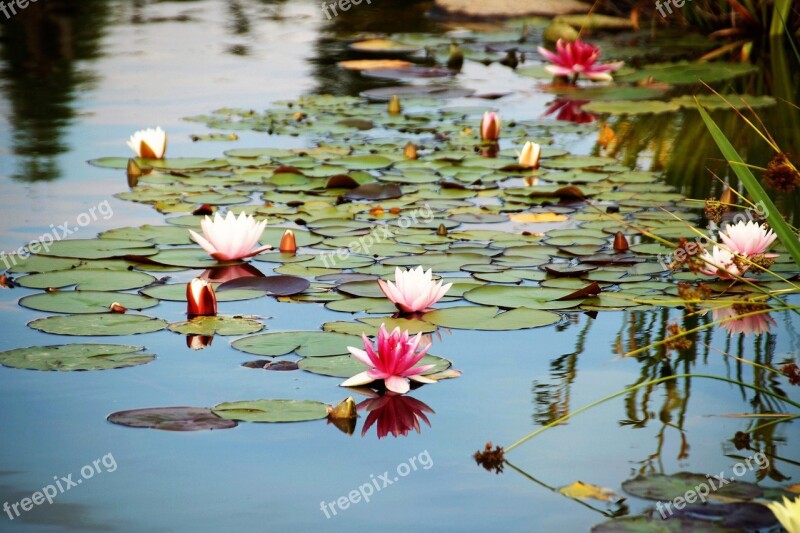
765 496 800 533
186 278 217 316
378 266 452 313
518 141 541 169
340 324 436 394
127 127 167 159
719 220 777 256
189 211 271 261
537 39 623 83
712 306 775 336
480 111 501 142
697 246 744 278
357 394 434 438
279 229 297 254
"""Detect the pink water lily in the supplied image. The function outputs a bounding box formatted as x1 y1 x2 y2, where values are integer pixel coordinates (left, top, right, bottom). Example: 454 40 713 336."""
719 220 777 256
340 325 436 394
189 211 271 261
378 266 452 313
699 220 778 279
537 39 623 82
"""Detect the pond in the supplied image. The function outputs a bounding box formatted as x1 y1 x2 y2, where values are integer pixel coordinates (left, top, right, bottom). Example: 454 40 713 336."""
1 1 799 531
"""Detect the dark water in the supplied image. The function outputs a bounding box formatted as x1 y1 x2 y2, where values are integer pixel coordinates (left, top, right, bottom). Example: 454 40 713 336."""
0 1 798 531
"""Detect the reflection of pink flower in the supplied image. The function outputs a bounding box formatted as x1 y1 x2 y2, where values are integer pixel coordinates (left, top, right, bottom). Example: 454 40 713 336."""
537 39 623 82
189 212 271 261
712 306 775 336
341 325 436 394
200 264 265 284
357 394 434 438
378 266 452 314
542 99 597 124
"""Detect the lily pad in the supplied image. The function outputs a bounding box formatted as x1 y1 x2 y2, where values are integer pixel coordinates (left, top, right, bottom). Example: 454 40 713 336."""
16 269 156 291
217 275 310 296
212 399 329 423
232 331 361 357
0 344 155 371
38 239 157 260
140 283 265 302
621 473 762 502
28 314 168 336
168 316 264 336
19 291 159 314
107 407 237 431
423 306 560 330
298 353 451 378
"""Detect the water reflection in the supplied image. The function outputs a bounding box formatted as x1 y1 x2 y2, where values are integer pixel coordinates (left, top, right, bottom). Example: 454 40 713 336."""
0 0 108 181
357 393 434 439
541 98 597 124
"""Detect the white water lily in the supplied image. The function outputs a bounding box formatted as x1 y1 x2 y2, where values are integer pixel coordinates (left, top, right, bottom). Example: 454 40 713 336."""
719 220 777 256
378 266 452 313
189 211 271 261
127 127 167 159
518 141 541 169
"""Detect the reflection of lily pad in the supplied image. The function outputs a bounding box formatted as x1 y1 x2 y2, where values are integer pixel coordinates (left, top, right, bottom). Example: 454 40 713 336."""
168 316 264 336
29 314 168 336
231 331 361 357
0 344 154 371
621 473 762 502
212 399 329 423
217 275 310 296
107 407 237 431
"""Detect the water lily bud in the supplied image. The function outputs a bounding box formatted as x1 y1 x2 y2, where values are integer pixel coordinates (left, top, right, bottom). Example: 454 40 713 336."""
279 229 297 254
404 141 418 160
437 224 448 236
719 186 735 206
518 141 541 169
388 95 402 115
186 278 217 317
480 112 501 142
109 302 127 313
613 231 629 252
328 397 357 419
447 43 464 71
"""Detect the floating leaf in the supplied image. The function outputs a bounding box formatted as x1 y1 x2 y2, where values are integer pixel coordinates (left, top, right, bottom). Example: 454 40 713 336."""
232 331 361 357
298 353 450 378
29 314 168 336
19 291 159 314
107 407 237 431
38 239 157 260
217 275 310 296
168 316 264 336
16 269 156 291
559 481 619 501
212 399 329 423
621 473 762 502
0 344 154 371
423 306 560 330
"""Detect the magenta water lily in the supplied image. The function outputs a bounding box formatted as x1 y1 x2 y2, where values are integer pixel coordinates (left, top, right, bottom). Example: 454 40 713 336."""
537 39 623 83
341 324 436 394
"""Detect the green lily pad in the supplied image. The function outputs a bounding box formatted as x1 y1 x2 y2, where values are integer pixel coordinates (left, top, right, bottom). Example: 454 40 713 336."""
107 407 237 431
325 297 399 314
463 285 581 310
212 399 329 423
38 239 157 260
231 331 361 357
168 316 264 336
140 283 265 302
19 291 159 314
323 317 437 336
298 353 451 378
0 344 154 371
28 314 168 336
6 255 82 274
423 306 560 330
616 60 758 85
16 269 156 291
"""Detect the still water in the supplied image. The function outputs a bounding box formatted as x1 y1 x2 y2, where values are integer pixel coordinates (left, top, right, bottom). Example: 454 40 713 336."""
0 1 798 531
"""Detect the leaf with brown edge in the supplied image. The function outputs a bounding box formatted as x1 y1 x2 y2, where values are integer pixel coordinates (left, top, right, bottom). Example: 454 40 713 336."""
556 282 602 300
326 175 360 189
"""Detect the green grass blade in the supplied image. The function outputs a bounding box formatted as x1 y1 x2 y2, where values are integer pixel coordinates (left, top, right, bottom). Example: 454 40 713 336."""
697 102 800 267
